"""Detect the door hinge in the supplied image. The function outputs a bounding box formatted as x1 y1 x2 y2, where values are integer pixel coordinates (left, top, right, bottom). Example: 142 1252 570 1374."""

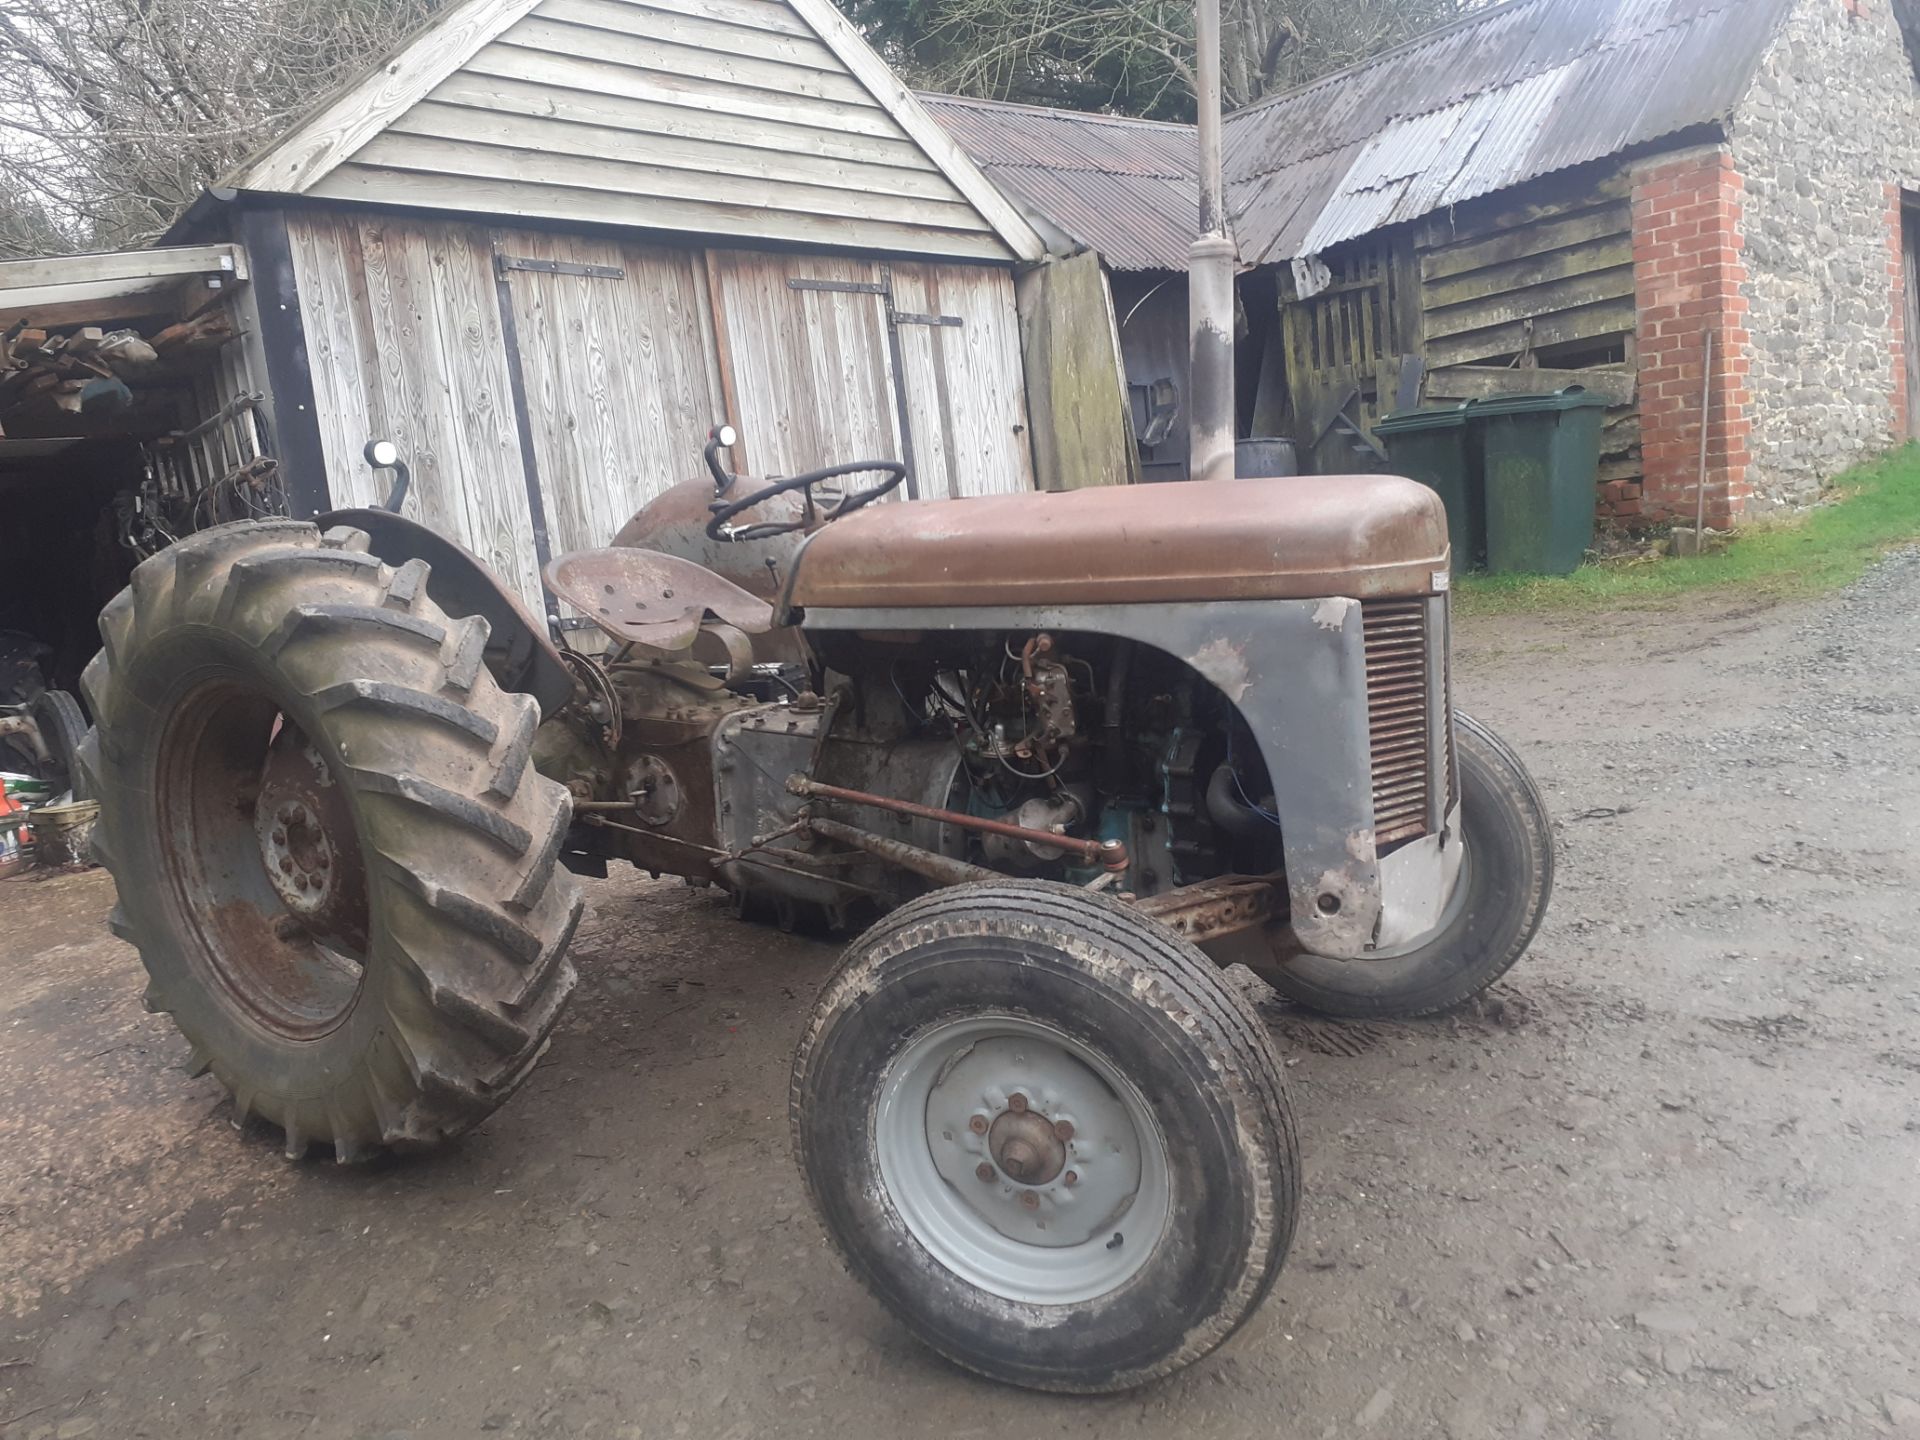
497 256 625 280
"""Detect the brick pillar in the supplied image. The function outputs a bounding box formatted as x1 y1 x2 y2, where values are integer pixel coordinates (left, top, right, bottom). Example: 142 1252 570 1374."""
1630 148 1752 527
1888 184 1909 442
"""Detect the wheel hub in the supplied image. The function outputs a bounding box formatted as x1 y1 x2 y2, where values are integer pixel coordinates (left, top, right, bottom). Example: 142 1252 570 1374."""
986 1106 1066 1186
252 724 368 951
875 1016 1172 1305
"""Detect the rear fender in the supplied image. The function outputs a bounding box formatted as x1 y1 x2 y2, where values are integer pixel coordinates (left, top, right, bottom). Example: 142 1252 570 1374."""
317 508 574 718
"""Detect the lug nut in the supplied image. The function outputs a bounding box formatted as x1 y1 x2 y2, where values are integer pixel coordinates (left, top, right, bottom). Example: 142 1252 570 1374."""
1053 1119 1075 1142
279 857 294 874
1019 1191 1039 1210
968 1114 989 1135
293 873 309 891
315 852 330 870
1063 1170 1079 1187
271 828 286 846
1007 1092 1028 1113
975 1162 994 1182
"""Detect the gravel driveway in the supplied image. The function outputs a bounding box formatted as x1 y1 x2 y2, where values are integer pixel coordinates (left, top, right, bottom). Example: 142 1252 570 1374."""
2 554 1917 1440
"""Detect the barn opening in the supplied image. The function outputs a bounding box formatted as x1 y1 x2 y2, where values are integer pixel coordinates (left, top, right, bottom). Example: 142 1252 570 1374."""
0 245 260 764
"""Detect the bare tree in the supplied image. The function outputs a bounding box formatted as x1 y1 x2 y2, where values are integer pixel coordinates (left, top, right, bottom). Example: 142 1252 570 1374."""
0 0 1477 259
0 0 448 258
849 0 1476 119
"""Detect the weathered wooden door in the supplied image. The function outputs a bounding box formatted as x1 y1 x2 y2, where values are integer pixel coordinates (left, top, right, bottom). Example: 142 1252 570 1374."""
705 249 1033 498
492 230 723 567
286 211 547 614
1280 239 1422 473
705 250 901 484
887 262 1034 498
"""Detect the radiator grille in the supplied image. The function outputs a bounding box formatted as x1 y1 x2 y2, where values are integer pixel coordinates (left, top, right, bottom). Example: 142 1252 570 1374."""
1362 598 1438 848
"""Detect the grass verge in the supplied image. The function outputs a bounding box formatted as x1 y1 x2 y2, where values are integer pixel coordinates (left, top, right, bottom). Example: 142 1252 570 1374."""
1456 444 1920 615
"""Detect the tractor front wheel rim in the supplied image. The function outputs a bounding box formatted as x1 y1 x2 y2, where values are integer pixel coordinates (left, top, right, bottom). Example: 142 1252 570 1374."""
874 1013 1171 1306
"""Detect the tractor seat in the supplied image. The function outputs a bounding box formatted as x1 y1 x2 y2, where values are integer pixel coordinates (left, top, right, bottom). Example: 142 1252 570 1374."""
790 474 1449 610
546 548 774 650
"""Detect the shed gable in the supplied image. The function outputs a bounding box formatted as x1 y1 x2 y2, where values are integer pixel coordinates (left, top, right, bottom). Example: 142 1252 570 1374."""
230 0 1038 262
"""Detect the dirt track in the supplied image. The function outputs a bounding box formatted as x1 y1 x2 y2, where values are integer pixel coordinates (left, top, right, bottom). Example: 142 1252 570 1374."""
3 556 1919 1440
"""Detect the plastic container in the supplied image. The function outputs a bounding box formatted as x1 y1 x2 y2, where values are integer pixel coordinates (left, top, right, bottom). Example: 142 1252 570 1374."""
2 771 53 804
1472 387 1609 575
1373 403 1479 569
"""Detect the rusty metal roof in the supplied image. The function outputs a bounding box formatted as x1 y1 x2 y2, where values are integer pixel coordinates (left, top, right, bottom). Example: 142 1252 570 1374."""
919 93 1199 272
1224 0 1795 266
924 0 1793 274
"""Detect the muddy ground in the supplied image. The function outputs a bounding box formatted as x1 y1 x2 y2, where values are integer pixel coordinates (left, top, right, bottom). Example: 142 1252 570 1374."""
4 555 1919 1440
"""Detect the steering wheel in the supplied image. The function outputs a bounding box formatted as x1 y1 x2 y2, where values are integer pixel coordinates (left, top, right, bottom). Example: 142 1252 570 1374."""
702 426 907 542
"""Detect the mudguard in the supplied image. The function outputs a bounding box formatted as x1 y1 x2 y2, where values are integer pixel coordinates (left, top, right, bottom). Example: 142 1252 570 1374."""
317 507 575 718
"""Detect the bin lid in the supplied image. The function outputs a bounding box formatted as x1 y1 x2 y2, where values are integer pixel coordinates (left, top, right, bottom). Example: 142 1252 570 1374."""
1374 402 1471 434
1467 384 1610 418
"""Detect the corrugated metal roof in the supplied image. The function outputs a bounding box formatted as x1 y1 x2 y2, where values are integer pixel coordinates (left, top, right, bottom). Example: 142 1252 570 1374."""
1224 0 1795 266
924 0 1793 274
919 92 1199 271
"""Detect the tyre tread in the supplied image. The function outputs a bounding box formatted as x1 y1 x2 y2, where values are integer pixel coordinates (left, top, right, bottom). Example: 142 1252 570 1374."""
85 524 579 1160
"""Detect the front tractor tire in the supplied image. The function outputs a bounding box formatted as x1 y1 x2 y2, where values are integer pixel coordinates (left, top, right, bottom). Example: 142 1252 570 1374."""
76 520 581 1160
793 882 1299 1393
1263 711 1553 1019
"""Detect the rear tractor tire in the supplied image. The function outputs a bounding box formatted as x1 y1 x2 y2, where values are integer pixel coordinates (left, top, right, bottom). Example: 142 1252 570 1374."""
77 520 582 1160
792 881 1299 1392
1261 711 1553 1019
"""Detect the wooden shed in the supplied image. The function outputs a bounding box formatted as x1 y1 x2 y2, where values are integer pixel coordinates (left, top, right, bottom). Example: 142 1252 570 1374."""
163 0 1126 622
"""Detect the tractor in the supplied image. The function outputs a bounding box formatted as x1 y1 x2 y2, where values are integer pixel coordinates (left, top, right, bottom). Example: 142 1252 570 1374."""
77 429 1552 1393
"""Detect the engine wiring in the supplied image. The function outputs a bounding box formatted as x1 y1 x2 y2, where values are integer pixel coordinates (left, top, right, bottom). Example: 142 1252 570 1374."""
1226 727 1284 826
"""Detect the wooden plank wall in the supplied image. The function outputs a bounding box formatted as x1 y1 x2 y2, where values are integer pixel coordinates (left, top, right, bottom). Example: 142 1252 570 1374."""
308 0 1008 261
1414 166 1640 490
288 210 1038 617
286 210 547 608
1014 251 1138 491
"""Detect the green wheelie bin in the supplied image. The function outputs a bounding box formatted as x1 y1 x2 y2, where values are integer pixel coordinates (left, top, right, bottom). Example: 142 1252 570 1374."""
1472 387 1609 575
1373 403 1480 570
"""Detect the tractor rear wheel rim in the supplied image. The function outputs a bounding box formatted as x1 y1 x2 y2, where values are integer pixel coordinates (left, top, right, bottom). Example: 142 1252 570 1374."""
875 1013 1171 1305
157 675 368 1040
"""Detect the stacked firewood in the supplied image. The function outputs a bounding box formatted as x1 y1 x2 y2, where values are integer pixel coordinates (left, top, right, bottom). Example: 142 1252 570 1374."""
0 309 233 427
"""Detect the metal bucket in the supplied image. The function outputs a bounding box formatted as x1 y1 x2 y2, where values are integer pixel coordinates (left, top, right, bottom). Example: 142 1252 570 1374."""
1234 437 1299 479
34 799 98 867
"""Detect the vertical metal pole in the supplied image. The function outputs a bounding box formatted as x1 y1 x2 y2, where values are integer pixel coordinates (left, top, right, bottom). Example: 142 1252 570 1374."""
1694 328 1714 537
1188 0 1238 483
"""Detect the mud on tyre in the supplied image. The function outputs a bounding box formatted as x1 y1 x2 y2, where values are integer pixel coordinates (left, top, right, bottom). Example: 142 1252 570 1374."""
77 520 581 1160
793 881 1300 1393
